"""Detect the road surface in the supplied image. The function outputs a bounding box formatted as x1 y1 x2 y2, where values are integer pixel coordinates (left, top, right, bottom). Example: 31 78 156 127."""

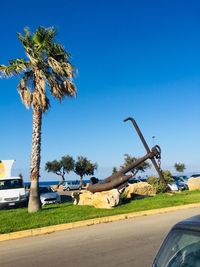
0 207 200 267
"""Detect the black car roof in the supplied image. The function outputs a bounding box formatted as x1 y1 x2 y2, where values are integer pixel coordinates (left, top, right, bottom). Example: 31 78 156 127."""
172 215 200 232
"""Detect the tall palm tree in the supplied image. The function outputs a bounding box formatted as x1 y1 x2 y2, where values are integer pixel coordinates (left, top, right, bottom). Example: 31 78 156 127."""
0 27 76 213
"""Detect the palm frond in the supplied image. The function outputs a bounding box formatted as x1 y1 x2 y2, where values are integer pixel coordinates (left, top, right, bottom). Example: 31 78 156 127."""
17 71 33 108
61 80 76 97
35 26 56 49
17 28 34 54
48 57 65 76
0 59 30 77
2 26 76 111
31 69 50 111
61 62 74 78
48 43 70 61
44 69 76 100
32 90 50 111
18 85 32 109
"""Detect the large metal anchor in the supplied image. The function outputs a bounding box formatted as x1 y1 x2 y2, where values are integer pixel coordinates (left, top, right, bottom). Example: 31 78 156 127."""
124 117 166 185
87 117 167 193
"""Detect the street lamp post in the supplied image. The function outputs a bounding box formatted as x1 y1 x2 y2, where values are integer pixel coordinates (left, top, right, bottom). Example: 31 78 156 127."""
152 136 155 146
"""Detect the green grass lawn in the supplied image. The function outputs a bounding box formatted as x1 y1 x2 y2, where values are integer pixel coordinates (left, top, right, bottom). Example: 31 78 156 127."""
0 190 200 234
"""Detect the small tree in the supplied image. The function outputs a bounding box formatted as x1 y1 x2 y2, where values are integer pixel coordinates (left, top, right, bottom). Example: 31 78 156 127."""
174 162 186 173
113 154 151 177
74 156 97 185
45 155 75 188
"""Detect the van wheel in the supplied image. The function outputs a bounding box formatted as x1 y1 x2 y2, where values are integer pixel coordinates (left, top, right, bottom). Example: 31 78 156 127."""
67 187 70 191
79 186 82 190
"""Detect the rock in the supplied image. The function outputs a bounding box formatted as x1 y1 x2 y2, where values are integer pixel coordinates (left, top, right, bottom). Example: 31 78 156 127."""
72 190 93 206
188 178 200 190
72 189 120 209
92 189 120 209
124 182 156 199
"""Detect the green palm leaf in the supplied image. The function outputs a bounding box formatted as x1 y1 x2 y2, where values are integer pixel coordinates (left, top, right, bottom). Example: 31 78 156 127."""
1 26 76 111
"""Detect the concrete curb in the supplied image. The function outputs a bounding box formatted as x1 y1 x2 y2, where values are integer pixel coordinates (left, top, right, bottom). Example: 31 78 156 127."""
1 203 200 242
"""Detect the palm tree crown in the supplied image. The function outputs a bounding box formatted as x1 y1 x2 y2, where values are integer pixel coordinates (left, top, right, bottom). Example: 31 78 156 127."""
0 26 76 111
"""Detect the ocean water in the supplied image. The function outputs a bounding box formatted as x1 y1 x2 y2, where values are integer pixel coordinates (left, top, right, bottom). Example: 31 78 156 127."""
24 180 90 187
24 181 60 187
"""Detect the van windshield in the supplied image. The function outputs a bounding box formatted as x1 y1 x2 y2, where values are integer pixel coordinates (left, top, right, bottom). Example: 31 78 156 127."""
0 179 24 190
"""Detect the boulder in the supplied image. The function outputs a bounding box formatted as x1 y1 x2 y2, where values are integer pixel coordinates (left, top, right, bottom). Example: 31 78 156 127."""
188 178 200 191
72 190 93 206
92 189 120 209
72 189 120 209
124 182 156 199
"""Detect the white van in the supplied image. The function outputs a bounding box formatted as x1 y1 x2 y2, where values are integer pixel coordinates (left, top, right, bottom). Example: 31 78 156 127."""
0 160 27 209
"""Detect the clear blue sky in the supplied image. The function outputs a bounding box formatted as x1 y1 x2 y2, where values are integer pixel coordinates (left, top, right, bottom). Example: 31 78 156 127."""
1 0 200 180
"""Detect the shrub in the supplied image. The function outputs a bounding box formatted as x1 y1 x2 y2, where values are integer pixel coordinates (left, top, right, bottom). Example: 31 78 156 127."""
147 170 173 193
162 170 173 183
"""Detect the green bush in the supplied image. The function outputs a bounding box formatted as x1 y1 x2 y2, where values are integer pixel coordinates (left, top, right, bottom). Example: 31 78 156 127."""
147 170 173 193
147 176 163 193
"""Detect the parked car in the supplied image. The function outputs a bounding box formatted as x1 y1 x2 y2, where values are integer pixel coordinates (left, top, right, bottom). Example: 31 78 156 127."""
62 180 82 191
189 174 200 179
171 176 188 191
39 187 61 206
168 176 188 192
128 178 141 184
168 182 179 192
178 175 188 180
152 215 200 267
138 176 147 182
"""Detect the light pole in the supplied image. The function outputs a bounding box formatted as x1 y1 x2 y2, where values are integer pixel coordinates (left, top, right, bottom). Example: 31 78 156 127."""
152 136 155 146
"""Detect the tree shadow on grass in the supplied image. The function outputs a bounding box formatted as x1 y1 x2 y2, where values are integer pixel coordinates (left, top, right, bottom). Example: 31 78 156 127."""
42 206 61 211
120 194 153 205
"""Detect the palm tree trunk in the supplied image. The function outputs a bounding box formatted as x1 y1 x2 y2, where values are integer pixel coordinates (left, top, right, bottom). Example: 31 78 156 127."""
28 106 42 213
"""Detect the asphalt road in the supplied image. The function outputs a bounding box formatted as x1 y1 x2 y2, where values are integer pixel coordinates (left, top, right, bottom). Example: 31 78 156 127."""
1 207 200 267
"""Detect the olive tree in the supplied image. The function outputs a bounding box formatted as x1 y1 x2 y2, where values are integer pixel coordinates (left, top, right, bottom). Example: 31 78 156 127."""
74 156 97 185
113 154 151 177
45 155 75 188
174 163 186 173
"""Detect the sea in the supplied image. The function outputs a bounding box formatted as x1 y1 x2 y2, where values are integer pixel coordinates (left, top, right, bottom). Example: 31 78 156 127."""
24 180 90 187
